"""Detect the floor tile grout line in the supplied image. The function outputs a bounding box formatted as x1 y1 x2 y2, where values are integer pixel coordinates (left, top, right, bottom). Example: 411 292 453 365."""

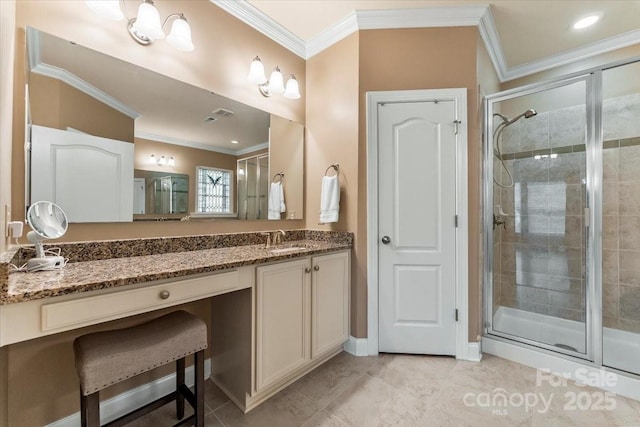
211 410 227 427
211 400 233 424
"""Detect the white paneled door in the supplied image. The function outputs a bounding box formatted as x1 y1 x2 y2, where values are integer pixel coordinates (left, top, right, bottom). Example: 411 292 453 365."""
378 101 458 355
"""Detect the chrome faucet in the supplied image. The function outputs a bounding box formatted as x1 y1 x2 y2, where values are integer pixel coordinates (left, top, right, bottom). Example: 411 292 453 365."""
272 230 286 246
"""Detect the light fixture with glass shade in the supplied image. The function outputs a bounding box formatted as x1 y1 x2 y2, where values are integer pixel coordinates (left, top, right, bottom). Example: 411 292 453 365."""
85 0 194 52
248 56 301 99
149 154 175 166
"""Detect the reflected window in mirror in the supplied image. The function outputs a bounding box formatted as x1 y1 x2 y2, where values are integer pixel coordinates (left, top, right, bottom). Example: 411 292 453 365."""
196 166 233 214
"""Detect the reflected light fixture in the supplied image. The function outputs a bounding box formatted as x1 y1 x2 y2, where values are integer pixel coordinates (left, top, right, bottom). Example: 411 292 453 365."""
248 56 301 99
85 0 194 51
149 154 175 166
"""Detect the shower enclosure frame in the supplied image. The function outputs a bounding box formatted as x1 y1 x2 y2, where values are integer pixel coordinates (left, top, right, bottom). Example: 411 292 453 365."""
481 57 640 369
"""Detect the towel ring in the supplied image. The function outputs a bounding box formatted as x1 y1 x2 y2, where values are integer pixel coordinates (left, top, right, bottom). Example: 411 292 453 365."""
324 164 339 176
272 172 285 182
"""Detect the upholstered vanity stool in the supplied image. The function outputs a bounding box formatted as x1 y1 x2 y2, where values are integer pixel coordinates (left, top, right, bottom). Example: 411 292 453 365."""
73 310 208 427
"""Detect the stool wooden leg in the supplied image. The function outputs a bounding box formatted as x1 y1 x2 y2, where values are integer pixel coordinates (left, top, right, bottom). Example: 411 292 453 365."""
195 350 205 427
81 391 100 427
176 357 186 419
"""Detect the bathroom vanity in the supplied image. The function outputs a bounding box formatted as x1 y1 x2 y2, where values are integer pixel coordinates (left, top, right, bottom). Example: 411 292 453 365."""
0 230 351 415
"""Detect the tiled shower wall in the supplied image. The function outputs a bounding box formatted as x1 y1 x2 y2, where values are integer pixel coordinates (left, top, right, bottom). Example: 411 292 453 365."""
602 94 640 334
493 93 640 333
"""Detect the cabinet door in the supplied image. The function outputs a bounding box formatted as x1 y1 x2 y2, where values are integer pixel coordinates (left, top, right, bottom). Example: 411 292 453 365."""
312 251 350 358
256 258 311 391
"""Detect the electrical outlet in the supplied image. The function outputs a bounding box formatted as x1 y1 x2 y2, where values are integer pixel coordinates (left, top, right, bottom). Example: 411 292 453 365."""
7 221 23 238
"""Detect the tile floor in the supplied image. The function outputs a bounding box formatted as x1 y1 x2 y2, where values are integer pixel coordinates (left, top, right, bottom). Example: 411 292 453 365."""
129 352 640 426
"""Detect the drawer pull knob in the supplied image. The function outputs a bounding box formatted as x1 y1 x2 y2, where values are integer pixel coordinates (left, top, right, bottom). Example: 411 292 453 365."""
313 265 320 271
305 267 311 273
159 290 170 300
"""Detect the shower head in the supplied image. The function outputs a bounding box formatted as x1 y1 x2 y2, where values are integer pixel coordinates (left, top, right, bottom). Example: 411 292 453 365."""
493 108 538 127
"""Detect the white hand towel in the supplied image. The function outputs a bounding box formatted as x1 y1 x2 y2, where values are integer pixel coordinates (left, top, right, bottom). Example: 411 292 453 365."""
320 175 340 223
268 182 286 220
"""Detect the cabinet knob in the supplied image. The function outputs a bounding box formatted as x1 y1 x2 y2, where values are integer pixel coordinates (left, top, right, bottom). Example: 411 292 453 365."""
313 265 320 271
159 290 170 300
305 267 311 273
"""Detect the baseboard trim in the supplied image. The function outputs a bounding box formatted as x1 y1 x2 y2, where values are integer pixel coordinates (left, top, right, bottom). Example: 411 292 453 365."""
47 359 212 427
343 336 369 356
467 342 483 362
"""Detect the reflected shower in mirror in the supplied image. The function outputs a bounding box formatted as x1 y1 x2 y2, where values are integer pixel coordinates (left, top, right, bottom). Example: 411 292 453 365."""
133 170 189 217
26 27 304 223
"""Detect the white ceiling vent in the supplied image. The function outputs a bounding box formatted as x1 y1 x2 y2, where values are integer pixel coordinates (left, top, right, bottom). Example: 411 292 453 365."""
204 116 218 123
211 108 235 118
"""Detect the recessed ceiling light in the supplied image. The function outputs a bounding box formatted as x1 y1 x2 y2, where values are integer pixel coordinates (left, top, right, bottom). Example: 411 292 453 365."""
573 15 600 30
231 140 239 144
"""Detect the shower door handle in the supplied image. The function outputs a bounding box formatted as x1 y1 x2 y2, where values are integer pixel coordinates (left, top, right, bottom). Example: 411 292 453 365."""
381 236 391 245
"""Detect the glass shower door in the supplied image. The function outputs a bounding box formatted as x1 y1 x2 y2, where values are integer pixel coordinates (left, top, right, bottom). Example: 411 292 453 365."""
601 62 640 375
487 76 591 356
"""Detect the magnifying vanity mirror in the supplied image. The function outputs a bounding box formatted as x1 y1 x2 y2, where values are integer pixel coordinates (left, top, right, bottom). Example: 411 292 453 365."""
25 27 304 223
25 201 68 271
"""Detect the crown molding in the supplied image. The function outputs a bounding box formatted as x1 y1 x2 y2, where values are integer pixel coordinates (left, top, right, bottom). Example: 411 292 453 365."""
211 1 640 83
477 8 507 82
135 130 268 156
26 27 140 120
26 27 41 72
306 12 358 59
356 5 488 30
307 6 489 58
235 142 269 156
211 0 306 58
502 28 640 82
31 63 140 119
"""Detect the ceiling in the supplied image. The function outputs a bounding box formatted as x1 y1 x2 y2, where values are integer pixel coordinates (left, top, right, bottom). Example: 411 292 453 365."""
244 0 640 78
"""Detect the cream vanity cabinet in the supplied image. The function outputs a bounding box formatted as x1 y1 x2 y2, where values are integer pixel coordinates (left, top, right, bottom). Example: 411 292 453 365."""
211 250 350 412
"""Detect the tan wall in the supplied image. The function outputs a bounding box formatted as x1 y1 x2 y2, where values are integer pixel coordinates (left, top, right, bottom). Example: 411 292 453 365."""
1 0 16 256
305 33 361 334
29 73 135 142
269 115 304 220
358 27 482 340
134 137 238 216
0 2 16 424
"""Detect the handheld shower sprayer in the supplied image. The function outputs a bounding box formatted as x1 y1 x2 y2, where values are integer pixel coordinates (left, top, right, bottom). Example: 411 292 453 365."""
493 109 537 126
492 108 538 188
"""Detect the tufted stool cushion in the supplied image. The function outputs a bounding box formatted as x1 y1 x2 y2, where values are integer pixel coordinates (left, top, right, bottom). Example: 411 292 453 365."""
74 310 208 396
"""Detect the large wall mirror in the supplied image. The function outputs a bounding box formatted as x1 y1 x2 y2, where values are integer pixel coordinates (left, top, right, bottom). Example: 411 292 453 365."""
26 27 304 223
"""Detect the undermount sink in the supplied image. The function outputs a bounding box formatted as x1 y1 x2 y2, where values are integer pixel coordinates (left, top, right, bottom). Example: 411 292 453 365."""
269 246 307 254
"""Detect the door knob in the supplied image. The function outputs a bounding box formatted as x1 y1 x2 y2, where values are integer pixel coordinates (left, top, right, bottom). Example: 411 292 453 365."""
313 265 320 271
381 236 391 245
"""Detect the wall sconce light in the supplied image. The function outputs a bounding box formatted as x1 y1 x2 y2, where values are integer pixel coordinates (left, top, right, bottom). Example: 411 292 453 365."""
247 56 300 99
149 154 175 166
85 0 194 52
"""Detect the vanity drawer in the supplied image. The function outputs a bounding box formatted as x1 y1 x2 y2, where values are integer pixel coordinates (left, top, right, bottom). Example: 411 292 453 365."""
41 270 240 332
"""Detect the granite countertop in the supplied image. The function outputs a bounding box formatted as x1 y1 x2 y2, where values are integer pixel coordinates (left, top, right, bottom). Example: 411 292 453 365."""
2 239 350 305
